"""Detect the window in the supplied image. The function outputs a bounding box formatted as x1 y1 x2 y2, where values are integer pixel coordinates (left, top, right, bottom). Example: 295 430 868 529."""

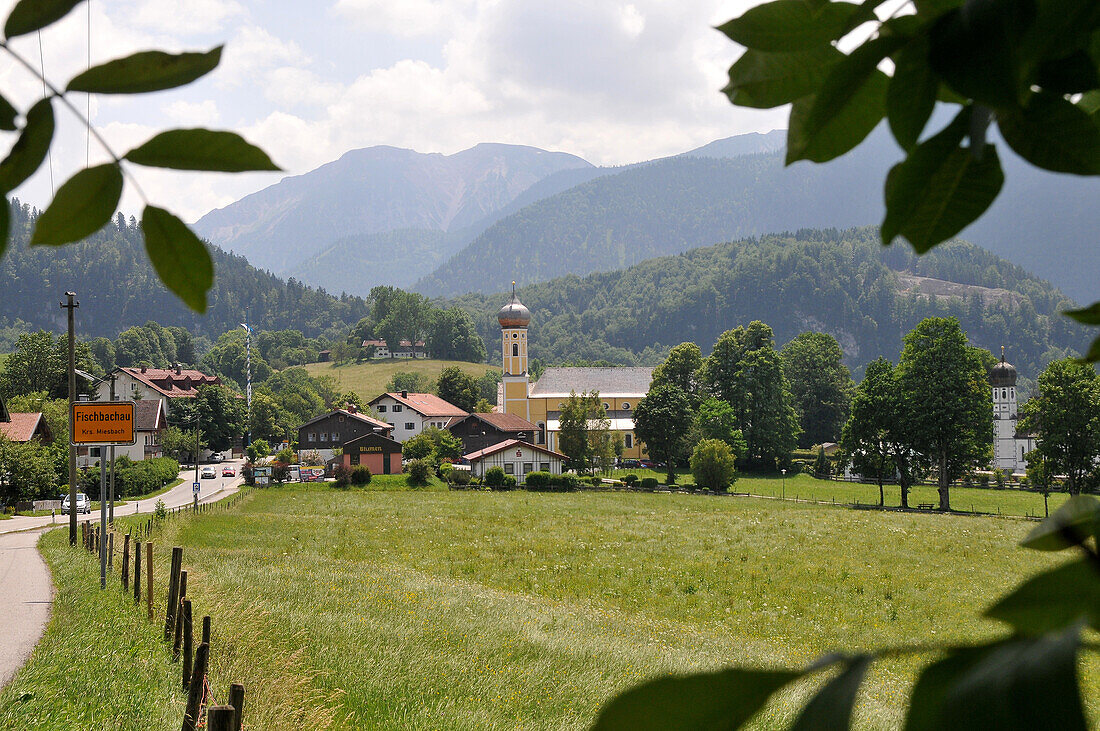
350 453 360 465
622 402 630 410
540 462 550 472
625 433 634 449
320 432 328 442
523 462 533 474
377 405 387 413
307 432 316 442
504 463 515 474
536 422 545 445
332 432 339 442
512 343 519 357
392 405 403 413
1001 388 1007 400
1021 446 1026 461
603 402 610 411
405 423 415 430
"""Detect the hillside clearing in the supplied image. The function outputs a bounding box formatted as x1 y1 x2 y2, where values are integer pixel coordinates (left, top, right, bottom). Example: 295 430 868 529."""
302 360 499 400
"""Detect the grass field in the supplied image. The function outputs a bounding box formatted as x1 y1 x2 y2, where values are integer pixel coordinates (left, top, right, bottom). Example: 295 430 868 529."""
4 482 1091 730
303 360 499 400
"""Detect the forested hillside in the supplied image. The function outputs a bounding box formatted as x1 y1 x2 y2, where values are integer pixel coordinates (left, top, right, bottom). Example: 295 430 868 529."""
418 128 1099 302
0 202 368 346
446 228 1085 380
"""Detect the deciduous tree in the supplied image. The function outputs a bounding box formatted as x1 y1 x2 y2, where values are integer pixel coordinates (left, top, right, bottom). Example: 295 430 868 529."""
632 384 694 484
690 438 738 492
1020 358 1100 495
780 332 854 448
436 367 479 412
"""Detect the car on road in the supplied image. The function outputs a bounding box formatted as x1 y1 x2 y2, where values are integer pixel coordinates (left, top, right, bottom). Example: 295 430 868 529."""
201 466 217 479
61 493 90 514
222 466 236 477
209 453 223 463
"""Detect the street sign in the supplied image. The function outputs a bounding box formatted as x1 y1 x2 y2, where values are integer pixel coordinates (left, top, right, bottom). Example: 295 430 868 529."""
70 401 137 446
193 482 201 495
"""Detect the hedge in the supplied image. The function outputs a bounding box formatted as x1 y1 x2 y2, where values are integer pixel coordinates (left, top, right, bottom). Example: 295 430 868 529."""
80 457 181 499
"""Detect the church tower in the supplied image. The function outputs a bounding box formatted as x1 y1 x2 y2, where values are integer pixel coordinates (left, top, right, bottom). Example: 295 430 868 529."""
498 283 531 420
991 346 1020 472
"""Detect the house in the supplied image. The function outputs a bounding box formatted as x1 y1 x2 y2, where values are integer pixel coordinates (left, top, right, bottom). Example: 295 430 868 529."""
0 395 52 444
368 391 467 442
361 338 428 359
341 431 403 475
297 406 394 462
447 412 537 454
462 439 567 484
495 290 652 459
77 399 167 468
92 366 222 413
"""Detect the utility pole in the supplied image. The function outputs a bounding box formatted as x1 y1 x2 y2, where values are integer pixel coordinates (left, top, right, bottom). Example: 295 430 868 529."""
61 292 78 545
99 446 107 588
194 413 200 511
108 372 117 526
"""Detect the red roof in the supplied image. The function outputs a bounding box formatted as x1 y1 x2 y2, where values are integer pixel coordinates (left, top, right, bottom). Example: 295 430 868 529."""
463 438 566 462
0 412 50 443
372 392 467 418
121 367 221 398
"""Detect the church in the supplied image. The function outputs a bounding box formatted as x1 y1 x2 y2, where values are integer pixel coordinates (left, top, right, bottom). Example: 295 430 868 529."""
991 350 1037 475
496 289 652 460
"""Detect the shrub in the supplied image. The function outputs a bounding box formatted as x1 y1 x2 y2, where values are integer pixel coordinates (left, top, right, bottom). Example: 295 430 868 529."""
272 464 289 484
524 471 551 490
438 462 454 480
978 473 991 488
484 466 506 488
1019 475 1030 487
448 469 472 486
154 499 167 520
691 439 738 492
503 475 517 488
351 465 372 486
813 446 831 476
622 473 639 487
993 468 1007 489
333 464 350 488
640 477 659 490
242 463 254 486
406 458 432 487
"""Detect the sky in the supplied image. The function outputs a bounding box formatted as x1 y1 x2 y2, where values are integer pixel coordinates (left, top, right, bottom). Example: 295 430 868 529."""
0 0 785 224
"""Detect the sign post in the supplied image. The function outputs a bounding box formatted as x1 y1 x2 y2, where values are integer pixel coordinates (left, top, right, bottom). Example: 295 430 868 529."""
71 401 136 589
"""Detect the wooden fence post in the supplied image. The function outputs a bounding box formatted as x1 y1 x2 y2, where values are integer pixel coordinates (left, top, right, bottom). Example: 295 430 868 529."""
134 540 141 604
173 570 187 660
181 642 209 731
122 533 130 592
228 683 245 731
182 599 193 690
108 531 114 572
164 546 184 641
202 616 211 646
207 706 233 731
146 542 154 621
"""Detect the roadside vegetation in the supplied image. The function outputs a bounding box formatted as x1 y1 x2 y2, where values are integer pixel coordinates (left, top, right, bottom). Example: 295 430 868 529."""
304 360 499 401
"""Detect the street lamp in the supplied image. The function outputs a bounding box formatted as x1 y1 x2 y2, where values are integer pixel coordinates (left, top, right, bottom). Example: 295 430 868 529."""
781 468 787 499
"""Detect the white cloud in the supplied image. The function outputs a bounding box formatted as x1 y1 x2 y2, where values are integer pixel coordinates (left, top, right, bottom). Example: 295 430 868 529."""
332 0 477 37
129 0 247 35
161 99 221 126
218 25 305 87
264 67 342 108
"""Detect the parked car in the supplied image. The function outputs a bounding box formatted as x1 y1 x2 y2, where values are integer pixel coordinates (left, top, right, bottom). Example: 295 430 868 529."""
619 459 641 468
201 466 217 479
222 466 236 477
61 493 90 514
209 453 223 463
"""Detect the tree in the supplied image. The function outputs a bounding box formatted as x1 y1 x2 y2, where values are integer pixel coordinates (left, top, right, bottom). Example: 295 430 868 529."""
632 383 694 484
780 332 854 448
557 391 605 474
427 308 487 362
0 331 94 399
1020 358 1100 495
476 370 502 405
436 366 479 412
159 425 205 464
695 397 748 458
650 342 704 405
474 398 495 413
386 371 433 394
897 317 991 511
173 384 247 453
246 438 270 463
0 3 278 312
0 435 57 505
401 427 462 465
840 357 910 508
201 331 273 388
690 439 738 492
250 392 291 445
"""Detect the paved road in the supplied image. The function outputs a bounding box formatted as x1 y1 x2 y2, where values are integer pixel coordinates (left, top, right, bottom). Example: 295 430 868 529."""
0 460 246 690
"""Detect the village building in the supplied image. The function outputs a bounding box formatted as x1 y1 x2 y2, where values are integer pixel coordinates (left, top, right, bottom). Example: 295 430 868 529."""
496 289 652 459
0 395 52 444
462 439 568 484
297 406 393 462
446 412 537 454
341 431 403 475
91 366 222 414
368 391 467 442
991 351 1037 475
361 338 428 359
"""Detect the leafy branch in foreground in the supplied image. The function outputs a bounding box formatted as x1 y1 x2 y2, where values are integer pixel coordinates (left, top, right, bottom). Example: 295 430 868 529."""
720 0 1100 360
592 496 1100 729
0 0 279 311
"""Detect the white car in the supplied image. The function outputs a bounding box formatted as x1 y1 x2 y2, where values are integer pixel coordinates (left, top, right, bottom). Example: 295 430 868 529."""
61 493 91 514
200 466 217 479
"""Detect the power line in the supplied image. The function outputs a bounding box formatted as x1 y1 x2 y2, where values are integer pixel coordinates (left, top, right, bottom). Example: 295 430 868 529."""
36 30 54 196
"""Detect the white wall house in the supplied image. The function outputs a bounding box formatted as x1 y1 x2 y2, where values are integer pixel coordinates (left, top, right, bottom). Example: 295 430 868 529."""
463 439 567 483
368 392 467 443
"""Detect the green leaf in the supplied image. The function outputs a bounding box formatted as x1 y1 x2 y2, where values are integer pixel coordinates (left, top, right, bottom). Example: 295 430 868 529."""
1020 495 1100 551
67 47 222 95
985 559 1100 634
0 197 9 259
1083 336 1100 363
591 667 801 730
0 98 54 194
787 37 897 164
928 0 1034 109
791 655 872 731
124 129 279 172
888 38 939 150
998 92 1100 175
724 47 842 109
141 206 213 313
881 109 1004 252
717 1 860 52
0 93 17 131
1036 50 1100 94
1079 90 1100 120
4 0 81 39
30 164 122 246
905 627 1087 731
1064 301 1100 325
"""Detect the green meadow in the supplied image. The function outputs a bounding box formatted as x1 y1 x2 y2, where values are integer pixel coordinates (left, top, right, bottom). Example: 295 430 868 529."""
2 483 1092 729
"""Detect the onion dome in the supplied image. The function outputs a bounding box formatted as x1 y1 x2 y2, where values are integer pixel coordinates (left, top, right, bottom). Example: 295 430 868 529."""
497 283 531 328
990 347 1017 387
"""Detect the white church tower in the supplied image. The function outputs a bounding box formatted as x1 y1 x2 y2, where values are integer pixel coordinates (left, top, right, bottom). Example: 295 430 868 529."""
991 347 1032 474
